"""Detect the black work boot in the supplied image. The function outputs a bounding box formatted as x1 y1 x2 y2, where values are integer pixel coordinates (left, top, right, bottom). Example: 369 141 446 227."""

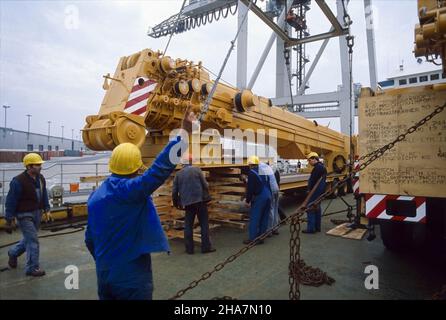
26 269 46 277
8 253 17 269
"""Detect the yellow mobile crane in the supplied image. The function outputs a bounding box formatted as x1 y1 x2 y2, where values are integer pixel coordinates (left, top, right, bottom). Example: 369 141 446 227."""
83 49 351 173
81 49 354 230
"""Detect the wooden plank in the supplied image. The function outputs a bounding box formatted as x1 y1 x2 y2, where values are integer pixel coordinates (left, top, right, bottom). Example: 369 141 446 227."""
211 219 247 229
342 228 367 240
210 186 246 193
211 194 244 202
326 223 367 240
166 229 202 243
208 211 248 221
326 223 351 236
207 177 243 184
80 175 109 183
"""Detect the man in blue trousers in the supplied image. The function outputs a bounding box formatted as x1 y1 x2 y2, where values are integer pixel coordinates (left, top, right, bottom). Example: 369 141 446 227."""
85 108 194 300
303 152 327 234
5 153 50 277
243 156 272 245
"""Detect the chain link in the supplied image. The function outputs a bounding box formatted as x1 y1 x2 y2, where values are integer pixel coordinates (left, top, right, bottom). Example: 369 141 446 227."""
169 102 446 300
288 215 301 299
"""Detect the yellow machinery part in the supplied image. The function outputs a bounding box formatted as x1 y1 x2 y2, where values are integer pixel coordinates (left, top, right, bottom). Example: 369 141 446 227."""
83 112 146 151
83 48 354 174
414 0 446 73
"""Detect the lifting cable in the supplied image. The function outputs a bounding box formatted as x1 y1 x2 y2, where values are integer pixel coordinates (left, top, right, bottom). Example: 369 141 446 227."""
198 0 254 122
342 0 355 169
162 0 187 57
283 0 295 111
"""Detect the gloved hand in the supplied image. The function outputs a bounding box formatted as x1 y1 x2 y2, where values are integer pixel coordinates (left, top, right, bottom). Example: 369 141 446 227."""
182 106 198 135
5 218 16 234
42 211 53 223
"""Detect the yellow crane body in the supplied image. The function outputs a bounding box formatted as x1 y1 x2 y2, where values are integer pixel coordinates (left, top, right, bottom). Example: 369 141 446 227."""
83 48 352 173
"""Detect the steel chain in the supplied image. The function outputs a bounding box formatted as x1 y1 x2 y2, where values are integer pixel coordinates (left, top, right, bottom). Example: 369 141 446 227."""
169 102 445 300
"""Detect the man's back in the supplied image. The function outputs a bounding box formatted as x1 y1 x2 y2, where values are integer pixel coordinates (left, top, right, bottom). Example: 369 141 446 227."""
173 166 209 208
308 162 327 199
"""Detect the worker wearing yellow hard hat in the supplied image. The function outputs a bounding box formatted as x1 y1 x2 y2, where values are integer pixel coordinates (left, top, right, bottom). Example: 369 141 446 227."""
306 152 319 160
303 151 327 234
85 108 194 300
23 153 45 167
243 155 272 245
5 152 50 277
247 155 260 165
108 143 143 175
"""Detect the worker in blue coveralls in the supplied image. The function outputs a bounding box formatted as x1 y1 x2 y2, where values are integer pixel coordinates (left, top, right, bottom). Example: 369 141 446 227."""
259 161 280 236
303 152 327 234
85 108 195 300
243 155 272 245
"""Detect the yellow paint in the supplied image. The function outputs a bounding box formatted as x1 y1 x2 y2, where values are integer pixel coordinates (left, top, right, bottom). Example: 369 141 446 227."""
83 49 354 174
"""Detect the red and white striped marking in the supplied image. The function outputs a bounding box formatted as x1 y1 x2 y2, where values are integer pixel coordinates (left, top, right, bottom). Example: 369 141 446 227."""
123 77 157 117
353 161 360 195
365 194 426 223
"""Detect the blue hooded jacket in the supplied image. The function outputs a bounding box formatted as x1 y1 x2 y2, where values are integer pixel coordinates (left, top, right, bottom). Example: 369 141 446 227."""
85 136 186 271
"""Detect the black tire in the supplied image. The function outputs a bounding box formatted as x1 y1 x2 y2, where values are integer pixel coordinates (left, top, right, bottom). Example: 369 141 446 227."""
379 220 413 252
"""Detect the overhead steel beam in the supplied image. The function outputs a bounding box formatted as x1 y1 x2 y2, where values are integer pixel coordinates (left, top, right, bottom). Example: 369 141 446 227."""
237 1 249 89
271 91 341 106
364 0 378 90
247 0 294 90
294 108 358 119
286 28 347 47
297 28 333 95
315 0 344 33
239 0 290 41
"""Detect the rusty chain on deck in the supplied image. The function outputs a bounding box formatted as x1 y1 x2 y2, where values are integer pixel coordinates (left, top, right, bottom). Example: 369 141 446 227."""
169 102 446 300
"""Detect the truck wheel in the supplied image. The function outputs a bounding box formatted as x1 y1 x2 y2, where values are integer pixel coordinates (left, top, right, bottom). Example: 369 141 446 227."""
379 220 413 252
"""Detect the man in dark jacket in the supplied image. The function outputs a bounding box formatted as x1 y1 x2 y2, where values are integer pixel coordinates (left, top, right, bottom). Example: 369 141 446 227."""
172 157 215 254
5 153 50 277
303 152 327 234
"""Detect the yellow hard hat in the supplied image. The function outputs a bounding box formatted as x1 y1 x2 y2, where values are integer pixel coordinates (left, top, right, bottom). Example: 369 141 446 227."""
23 153 44 167
109 143 143 175
247 155 260 165
306 152 319 159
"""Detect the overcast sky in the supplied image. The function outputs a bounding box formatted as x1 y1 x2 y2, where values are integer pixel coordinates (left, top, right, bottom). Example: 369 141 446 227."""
0 0 435 138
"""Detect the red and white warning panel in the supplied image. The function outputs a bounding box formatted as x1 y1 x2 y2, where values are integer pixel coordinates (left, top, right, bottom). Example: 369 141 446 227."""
353 161 360 196
123 77 157 117
365 194 426 223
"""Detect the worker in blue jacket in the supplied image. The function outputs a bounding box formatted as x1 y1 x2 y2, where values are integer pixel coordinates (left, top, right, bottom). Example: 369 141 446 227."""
303 152 327 234
85 109 194 300
243 156 272 245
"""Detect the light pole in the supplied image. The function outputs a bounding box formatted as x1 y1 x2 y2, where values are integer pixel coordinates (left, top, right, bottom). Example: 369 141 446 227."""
61 126 64 147
3 105 11 133
26 114 32 139
47 121 51 141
